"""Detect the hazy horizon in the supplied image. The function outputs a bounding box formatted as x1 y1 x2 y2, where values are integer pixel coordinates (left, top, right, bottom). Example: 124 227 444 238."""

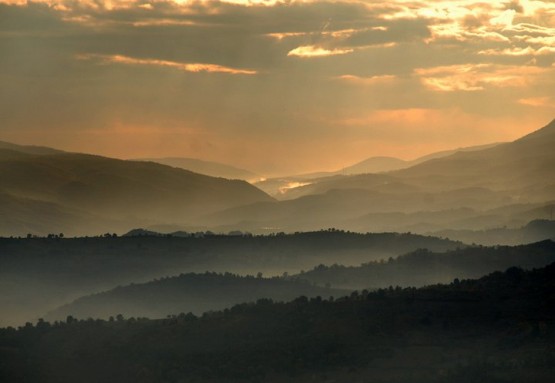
2 0 555 175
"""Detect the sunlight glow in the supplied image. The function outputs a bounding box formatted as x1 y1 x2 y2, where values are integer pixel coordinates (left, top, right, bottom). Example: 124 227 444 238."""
287 45 353 58
278 182 312 194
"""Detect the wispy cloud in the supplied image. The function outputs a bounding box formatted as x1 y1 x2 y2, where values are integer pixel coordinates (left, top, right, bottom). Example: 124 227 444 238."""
287 45 353 58
479 46 555 56
518 96 554 107
76 53 257 75
415 64 549 92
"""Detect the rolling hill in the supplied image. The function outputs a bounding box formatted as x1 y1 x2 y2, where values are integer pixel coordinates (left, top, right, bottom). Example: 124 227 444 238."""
0 142 272 236
136 157 259 181
46 272 346 321
337 143 501 176
254 143 502 197
3 263 554 383
295 240 555 289
0 231 461 327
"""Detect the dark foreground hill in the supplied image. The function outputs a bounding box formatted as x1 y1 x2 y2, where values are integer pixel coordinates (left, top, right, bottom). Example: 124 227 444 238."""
1 263 554 383
47 272 347 321
0 231 460 327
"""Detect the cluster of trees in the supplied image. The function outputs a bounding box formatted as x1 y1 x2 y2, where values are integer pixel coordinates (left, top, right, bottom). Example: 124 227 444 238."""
23 232 117 239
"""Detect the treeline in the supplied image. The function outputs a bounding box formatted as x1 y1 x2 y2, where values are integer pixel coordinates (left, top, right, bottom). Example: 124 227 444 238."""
1 263 554 383
295 240 555 289
0 230 460 327
47 271 346 321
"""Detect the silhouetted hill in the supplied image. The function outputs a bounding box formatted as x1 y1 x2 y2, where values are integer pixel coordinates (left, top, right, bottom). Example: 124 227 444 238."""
0 231 461 327
296 240 555 289
392 119 555 197
408 142 502 165
47 272 346 321
280 121 554 200
431 219 555 246
136 157 259 181
339 156 407 174
0 192 119 235
2 263 554 383
0 140 64 155
0 142 272 236
337 143 501 176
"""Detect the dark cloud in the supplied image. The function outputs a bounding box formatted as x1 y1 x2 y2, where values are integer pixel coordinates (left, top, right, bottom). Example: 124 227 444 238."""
505 0 524 13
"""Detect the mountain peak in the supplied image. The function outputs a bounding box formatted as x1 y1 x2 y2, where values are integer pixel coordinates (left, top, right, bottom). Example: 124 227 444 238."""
515 118 555 143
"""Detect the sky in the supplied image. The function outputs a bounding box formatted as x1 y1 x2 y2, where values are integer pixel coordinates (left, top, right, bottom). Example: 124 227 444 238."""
1 0 555 175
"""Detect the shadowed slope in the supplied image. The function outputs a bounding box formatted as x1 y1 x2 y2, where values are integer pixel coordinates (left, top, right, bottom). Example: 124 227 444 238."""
47 272 346 320
136 157 259 181
0 144 273 236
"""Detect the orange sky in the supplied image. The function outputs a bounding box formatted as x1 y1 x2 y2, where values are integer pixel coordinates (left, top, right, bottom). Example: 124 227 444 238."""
1 0 554 175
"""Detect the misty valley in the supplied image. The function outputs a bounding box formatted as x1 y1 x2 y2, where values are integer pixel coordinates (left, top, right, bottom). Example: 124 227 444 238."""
0 120 554 382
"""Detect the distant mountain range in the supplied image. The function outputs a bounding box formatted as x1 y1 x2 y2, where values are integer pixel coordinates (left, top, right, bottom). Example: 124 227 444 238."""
0 142 272 236
1 119 553 238
339 142 501 176
135 157 260 182
201 119 555 235
255 143 501 197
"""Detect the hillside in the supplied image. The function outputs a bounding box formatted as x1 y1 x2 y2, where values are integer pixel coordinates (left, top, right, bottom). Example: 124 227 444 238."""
47 272 346 321
0 142 272 236
337 143 501 176
2 263 554 383
431 219 555 246
390 119 555 198
295 240 555 289
281 120 555 199
338 156 407 174
0 231 461 327
254 143 502 197
0 140 64 156
136 157 259 181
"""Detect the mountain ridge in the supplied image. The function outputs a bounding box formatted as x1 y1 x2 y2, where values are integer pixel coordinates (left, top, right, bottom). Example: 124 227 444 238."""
135 157 259 181
0 143 273 236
